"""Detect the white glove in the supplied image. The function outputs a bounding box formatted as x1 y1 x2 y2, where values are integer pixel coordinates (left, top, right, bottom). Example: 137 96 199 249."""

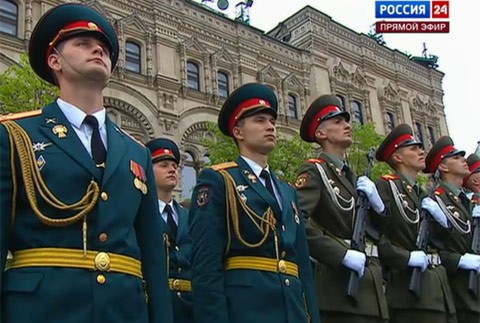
421 197 449 228
408 250 429 272
472 205 480 218
342 249 366 278
356 176 385 214
457 253 480 273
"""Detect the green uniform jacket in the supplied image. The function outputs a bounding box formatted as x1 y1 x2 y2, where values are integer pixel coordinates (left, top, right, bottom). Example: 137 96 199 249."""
376 174 455 314
189 157 320 323
295 154 388 318
0 102 173 323
434 182 479 315
165 201 193 323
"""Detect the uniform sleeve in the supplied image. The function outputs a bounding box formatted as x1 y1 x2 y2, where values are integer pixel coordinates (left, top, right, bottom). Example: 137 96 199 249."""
296 162 348 268
293 192 321 323
189 168 229 323
134 151 173 323
376 179 410 269
0 124 13 302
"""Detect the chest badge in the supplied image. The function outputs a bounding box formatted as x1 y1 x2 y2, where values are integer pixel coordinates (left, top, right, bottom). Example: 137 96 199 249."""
52 125 68 138
32 142 52 152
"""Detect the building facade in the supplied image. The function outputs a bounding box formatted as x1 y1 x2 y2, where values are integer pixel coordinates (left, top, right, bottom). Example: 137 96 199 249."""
0 0 449 201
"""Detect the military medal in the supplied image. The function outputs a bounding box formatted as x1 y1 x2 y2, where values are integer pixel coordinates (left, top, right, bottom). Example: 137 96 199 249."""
406 184 413 193
240 193 247 203
52 125 68 138
32 142 52 152
36 155 46 171
130 160 148 194
244 170 257 183
237 185 248 192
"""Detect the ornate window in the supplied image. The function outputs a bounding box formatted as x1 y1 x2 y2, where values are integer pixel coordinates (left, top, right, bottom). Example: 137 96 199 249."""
187 61 200 90
351 100 364 124
386 112 395 132
336 95 346 111
0 0 18 36
217 71 229 98
287 94 298 119
414 122 424 144
427 126 435 146
125 41 141 73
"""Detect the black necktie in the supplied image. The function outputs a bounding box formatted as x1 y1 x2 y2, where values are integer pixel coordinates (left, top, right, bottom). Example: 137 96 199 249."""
459 192 470 210
260 169 275 198
342 164 354 185
84 115 106 166
164 204 177 239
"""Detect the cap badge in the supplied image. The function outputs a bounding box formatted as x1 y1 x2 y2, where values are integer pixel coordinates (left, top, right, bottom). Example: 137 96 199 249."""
87 22 99 30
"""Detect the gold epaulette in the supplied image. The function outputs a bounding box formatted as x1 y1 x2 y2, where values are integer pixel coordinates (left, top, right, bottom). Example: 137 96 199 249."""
0 110 42 123
211 161 238 171
381 174 399 181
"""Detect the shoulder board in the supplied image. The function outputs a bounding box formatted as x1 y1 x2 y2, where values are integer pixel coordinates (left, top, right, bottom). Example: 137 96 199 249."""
381 174 399 181
0 110 42 123
211 161 238 171
118 127 145 147
435 187 445 195
307 158 325 164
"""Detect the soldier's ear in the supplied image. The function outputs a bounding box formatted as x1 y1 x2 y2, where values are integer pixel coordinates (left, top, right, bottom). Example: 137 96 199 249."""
391 151 402 164
232 126 243 141
438 161 449 173
315 127 327 141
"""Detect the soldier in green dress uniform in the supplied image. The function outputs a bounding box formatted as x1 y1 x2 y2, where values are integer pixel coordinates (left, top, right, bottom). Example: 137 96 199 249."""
295 95 388 323
424 136 480 323
0 3 172 323
374 124 457 323
188 83 320 323
146 138 193 323
463 154 480 200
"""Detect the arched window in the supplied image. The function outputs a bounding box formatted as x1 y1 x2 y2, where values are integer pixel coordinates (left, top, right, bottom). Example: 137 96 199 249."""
414 122 424 144
386 112 395 132
0 0 18 36
187 61 200 90
217 71 229 98
125 41 141 73
427 126 435 146
287 94 298 119
351 100 364 124
336 95 346 111
181 152 197 200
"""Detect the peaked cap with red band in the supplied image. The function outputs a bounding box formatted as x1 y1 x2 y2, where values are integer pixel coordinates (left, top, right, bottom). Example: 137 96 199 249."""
424 136 465 174
300 95 350 142
375 123 423 162
464 153 480 186
218 83 278 137
29 3 119 85
145 138 180 164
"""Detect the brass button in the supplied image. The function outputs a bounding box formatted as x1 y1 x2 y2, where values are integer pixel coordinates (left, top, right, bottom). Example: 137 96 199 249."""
97 274 106 284
178 267 182 273
94 252 111 271
281 251 286 258
281 225 286 231
175 246 180 251
101 192 108 201
284 278 290 286
278 260 287 273
99 233 108 242
176 292 182 298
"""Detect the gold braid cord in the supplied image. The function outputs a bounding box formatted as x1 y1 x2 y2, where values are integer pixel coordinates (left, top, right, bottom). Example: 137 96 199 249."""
219 170 276 249
3 121 100 227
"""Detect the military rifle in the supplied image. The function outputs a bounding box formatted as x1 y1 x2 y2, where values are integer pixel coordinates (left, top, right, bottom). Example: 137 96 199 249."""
468 193 480 299
346 148 376 303
408 169 440 297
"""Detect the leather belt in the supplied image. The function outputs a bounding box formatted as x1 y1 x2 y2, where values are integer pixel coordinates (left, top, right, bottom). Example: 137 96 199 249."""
225 256 299 278
9 248 143 278
343 240 379 257
168 278 192 291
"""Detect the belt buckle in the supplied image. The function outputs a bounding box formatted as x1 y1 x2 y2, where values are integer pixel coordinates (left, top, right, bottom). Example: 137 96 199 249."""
172 279 181 290
278 260 287 273
94 252 111 271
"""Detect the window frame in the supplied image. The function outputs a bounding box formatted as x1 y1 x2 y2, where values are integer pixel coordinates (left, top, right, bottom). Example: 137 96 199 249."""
125 41 142 73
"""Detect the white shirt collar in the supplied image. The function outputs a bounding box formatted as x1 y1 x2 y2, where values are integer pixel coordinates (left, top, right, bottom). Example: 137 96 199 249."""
56 98 106 129
241 155 270 178
158 199 174 214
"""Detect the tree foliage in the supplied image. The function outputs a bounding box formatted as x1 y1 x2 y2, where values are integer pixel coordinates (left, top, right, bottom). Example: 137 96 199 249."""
202 122 315 183
0 53 58 114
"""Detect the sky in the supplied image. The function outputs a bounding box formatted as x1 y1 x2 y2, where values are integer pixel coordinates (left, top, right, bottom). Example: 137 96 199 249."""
197 0 477 155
